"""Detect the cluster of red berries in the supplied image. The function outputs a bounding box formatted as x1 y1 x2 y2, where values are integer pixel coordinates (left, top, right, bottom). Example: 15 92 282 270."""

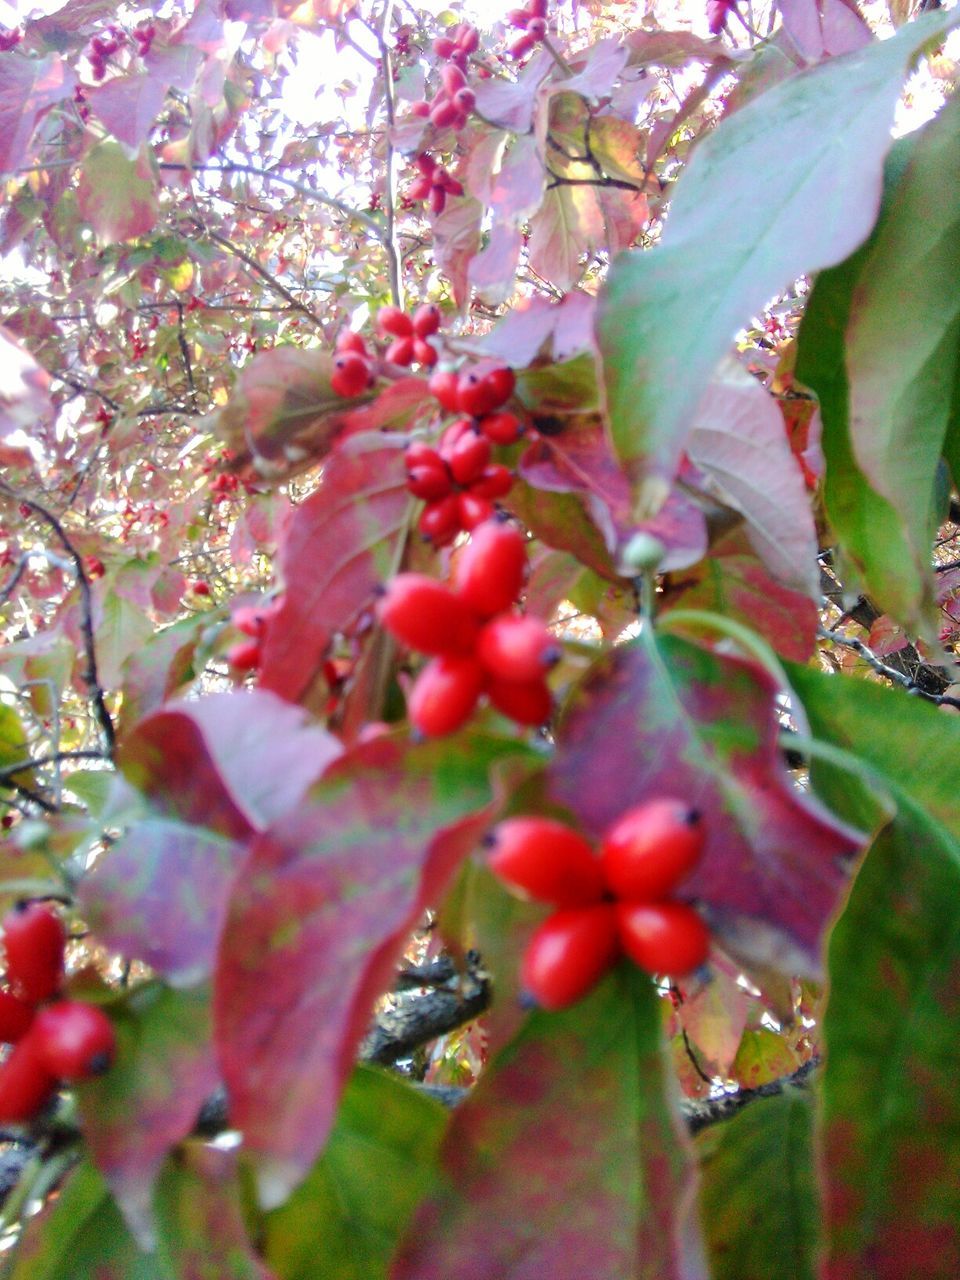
487 798 711 1010
431 21 479 67
332 304 446 398
132 20 155 57
406 153 465 217
506 0 549 59
87 26 124 81
411 63 476 132
0 903 116 1123
226 597 283 673
0 26 22 52
377 519 558 735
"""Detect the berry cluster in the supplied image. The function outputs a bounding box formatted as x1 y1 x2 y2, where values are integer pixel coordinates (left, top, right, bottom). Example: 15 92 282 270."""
412 64 477 132
87 26 124 81
431 21 479 67
377 519 558 735
406 153 465 217
0 904 116 1123
487 798 710 1009
506 0 549 59
227 597 283 673
132 20 156 58
332 304 445 399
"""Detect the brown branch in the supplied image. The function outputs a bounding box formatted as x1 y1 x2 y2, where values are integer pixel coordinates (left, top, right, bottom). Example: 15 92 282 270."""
192 223 323 327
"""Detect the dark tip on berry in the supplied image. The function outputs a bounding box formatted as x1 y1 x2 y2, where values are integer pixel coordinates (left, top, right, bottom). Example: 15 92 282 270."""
372 582 387 598
518 989 539 1011
480 831 497 848
543 644 563 668
410 728 426 746
88 1051 112 1075
686 807 703 825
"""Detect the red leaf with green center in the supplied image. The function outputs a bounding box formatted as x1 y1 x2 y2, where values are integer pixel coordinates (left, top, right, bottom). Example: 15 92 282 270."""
76 985 219 1247
214 733 532 1208
546 630 862 969
119 690 342 840
258 436 412 704
391 968 707 1280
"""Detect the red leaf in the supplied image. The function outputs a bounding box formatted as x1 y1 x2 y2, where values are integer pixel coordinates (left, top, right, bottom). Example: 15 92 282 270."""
258 435 412 704
119 690 342 840
547 630 863 968
214 735 517 1207
480 292 596 367
87 72 169 149
0 51 76 174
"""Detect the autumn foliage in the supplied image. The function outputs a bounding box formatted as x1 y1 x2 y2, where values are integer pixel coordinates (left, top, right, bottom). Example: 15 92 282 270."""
1 0 960 1276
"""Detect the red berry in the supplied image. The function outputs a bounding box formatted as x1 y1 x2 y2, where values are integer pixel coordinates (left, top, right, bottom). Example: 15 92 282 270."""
428 370 462 413
331 352 372 397
441 64 467 94
430 98 459 130
453 87 476 114
406 464 453 501
476 614 560 683
616 902 710 978
376 574 478 656
457 492 494 531
600 799 705 901
433 35 456 57
410 100 431 118
413 338 439 367
507 7 531 27
385 336 415 366
429 186 447 216
377 306 414 338
439 417 477 455
419 495 461 544
232 601 278 638
521 905 619 1010
0 1036 57 1124
414 152 436 176
408 175 433 201
447 432 492 486
469 464 514 500
453 520 527 617
3 904 65 1004
227 639 262 672
412 304 441 338
457 365 514 417
405 441 444 469
32 1001 116 1080
526 16 547 39
336 331 367 356
0 990 35 1044
408 655 485 737
528 0 548 15
487 817 603 905
487 675 552 726
455 22 479 52
480 411 523 445
509 32 537 59
190 580 211 597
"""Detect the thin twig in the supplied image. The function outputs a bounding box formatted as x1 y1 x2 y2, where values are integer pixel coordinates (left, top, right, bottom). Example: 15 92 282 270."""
0 750 109 786
175 301 198 412
191 223 322 326
818 628 960 710
370 0 403 308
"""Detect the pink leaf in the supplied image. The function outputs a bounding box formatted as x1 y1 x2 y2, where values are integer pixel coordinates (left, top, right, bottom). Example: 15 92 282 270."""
87 72 170 149
0 52 75 175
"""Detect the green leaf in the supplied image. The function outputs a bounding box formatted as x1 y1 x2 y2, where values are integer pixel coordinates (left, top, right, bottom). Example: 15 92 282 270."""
697 1090 817 1280
0 702 33 788
263 1066 446 1280
797 97 960 642
392 969 706 1279
597 8 959 514
76 142 159 245
5 1160 162 1280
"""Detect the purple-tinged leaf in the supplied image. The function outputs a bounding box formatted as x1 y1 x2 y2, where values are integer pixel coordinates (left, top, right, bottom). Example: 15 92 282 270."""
257 435 412 705
687 364 819 596
547 630 863 968
78 818 247 987
154 1146 277 1280
528 184 602 292
391 969 708 1280
598 9 959 514
624 28 725 65
215 734 527 1208
0 326 53 441
480 292 596 367
472 50 553 132
120 690 342 840
489 133 545 222
86 73 170 150
432 197 483 308
0 52 75 176
777 0 871 60
559 36 631 98
77 984 219 1247
468 223 523 306
76 142 159 245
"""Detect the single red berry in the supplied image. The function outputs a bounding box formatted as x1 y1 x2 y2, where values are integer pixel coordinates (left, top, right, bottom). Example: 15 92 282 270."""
331 352 372 397
227 639 262 672
453 87 476 114
435 171 464 196
433 34 456 57
413 338 439 367
507 6 531 27
453 520 527 617
429 186 447 216
232 601 278 638
413 304 441 338
428 369 462 413
447 432 492 486
385 336 415 366
408 175 433 202
3 904 65 1004
455 22 479 52
406 464 453 501
487 675 552 726
439 417 477 455
419 495 461 544
410 100 431 118
376 574 479 656
377 306 414 338
509 31 537 59
469 464 514 500
404 441 444 469
487 817 603 906
526 16 547 39
600 799 704 902
335 330 367 356
480 411 523 444
457 364 515 417
476 614 560 683
430 98 459 130
0 1037 58 1124
528 0 548 15
31 1000 116 1080
190 580 211 597
408 655 485 737
616 902 710 978
0 990 35 1044
457 492 494 530
441 63 467 94
414 152 436 176
521 905 620 1010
